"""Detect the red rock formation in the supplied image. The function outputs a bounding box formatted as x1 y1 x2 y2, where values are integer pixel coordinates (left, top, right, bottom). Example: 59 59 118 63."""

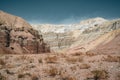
0 11 50 54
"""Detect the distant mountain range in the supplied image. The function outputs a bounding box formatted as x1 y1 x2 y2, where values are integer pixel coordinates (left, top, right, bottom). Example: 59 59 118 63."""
32 17 107 33
32 17 120 53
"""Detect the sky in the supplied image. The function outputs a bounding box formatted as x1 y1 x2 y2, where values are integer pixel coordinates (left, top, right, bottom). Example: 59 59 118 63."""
0 0 120 24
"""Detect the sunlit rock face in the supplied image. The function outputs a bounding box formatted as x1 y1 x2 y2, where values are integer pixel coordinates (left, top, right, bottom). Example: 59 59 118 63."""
0 11 50 54
32 17 108 51
67 19 120 55
32 17 120 52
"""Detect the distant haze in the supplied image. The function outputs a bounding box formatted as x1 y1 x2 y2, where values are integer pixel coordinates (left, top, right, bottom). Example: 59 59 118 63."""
0 0 120 24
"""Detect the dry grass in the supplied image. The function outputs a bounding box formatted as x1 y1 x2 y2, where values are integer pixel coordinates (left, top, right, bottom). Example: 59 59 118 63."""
103 55 120 62
60 76 77 80
18 73 31 78
86 51 97 57
71 52 83 56
79 63 90 69
0 59 6 66
70 66 77 71
46 67 59 77
0 73 6 80
91 70 108 80
5 64 15 68
66 56 83 63
117 73 120 80
38 58 43 63
44 55 58 63
18 74 25 78
0 19 5 25
31 74 39 80
15 55 34 63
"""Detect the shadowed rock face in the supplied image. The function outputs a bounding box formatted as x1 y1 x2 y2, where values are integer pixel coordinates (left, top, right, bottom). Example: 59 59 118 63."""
0 11 50 54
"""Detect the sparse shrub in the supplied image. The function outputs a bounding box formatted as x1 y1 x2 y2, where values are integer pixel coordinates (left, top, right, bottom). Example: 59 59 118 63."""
31 75 39 80
61 76 77 80
0 20 5 25
66 57 83 63
79 63 90 69
45 56 58 63
0 73 6 80
18 74 25 78
91 70 108 80
103 55 120 62
5 69 14 75
86 51 96 57
29 58 34 63
66 57 78 63
47 67 59 77
5 64 15 68
71 52 83 56
38 58 42 63
70 66 77 71
0 59 5 66
117 73 120 80
18 73 31 78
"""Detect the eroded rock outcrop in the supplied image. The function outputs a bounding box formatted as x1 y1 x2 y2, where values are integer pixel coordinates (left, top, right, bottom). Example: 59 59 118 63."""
67 20 120 54
0 11 50 54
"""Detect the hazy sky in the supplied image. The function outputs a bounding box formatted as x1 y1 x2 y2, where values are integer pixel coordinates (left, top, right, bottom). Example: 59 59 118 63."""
0 0 120 24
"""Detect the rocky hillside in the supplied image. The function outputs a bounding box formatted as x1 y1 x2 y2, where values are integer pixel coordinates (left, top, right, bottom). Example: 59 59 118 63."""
0 11 50 54
66 18 120 54
71 19 120 47
32 17 120 52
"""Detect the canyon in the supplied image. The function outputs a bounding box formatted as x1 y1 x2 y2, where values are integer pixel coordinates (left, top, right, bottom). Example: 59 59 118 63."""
0 11 120 80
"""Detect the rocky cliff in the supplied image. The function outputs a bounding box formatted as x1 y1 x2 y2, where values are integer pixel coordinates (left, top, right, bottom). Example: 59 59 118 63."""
32 17 120 53
67 19 120 54
71 19 120 47
0 11 50 54
31 17 108 51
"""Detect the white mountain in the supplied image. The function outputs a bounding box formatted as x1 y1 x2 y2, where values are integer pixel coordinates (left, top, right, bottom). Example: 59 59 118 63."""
31 17 107 33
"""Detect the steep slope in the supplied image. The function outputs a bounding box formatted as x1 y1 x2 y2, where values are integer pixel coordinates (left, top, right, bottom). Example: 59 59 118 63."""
90 29 120 54
0 11 50 54
71 19 120 47
67 28 120 55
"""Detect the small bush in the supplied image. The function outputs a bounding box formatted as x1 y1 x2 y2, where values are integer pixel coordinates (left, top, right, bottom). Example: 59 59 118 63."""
18 73 31 78
47 67 59 77
0 59 6 66
91 70 108 80
29 58 34 63
31 75 39 80
61 76 77 80
0 73 6 80
79 63 90 69
86 51 97 57
103 55 120 62
38 58 42 63
0 20 5 25
45 56 57 63
71 52 83 56
66 57 83 63
5 69 14 75
70 66 77 71
18 74 25 78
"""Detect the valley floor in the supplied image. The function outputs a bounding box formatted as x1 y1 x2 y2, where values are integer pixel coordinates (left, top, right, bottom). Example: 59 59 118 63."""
0 52 120 80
